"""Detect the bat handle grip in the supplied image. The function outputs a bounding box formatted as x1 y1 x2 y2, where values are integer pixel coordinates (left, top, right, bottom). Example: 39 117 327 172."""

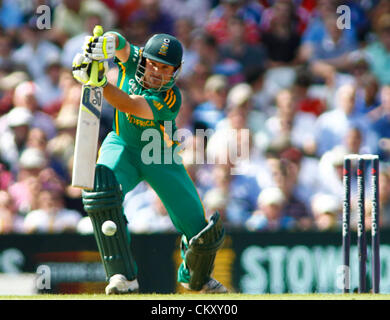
93 25 104 38
88 25 104 86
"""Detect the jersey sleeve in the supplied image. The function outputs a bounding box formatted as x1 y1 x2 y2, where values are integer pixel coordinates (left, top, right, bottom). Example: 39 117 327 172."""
143 86 182 121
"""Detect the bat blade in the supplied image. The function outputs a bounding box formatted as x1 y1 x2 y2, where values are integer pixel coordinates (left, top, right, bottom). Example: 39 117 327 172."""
72 84 103 189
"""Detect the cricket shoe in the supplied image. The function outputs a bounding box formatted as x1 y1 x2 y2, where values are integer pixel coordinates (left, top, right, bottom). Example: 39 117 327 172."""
105 274 139 295
181 278 228 294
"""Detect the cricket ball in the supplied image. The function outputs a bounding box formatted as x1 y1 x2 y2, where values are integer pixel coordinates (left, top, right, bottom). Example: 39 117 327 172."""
102 220 117 236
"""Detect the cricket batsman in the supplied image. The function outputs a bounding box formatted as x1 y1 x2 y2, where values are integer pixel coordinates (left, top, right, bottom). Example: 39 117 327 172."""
71 27 227 294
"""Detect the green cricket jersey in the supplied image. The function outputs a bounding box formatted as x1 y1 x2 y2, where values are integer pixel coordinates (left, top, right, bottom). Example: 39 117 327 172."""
112 44 182 150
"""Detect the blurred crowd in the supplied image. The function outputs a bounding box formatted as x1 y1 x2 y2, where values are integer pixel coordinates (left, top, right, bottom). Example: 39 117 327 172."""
1 0 390 235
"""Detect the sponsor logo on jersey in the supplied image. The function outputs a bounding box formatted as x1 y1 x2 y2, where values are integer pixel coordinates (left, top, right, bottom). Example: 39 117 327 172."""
126 114 155 127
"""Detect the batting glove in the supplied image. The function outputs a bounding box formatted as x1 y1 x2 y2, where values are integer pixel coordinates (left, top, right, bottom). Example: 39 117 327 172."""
72 53 91 85
83 35 116 60
72 53 109 87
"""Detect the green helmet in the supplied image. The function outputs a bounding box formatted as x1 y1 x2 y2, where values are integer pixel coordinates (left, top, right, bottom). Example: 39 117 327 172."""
143 34 183 67
135 34 184 92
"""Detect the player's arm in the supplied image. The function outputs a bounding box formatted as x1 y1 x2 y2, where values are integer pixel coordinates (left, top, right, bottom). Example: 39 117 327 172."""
73 53 153 119
103 83 153 119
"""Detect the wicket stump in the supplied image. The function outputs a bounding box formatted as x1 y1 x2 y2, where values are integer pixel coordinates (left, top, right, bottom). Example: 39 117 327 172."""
342 154 380 294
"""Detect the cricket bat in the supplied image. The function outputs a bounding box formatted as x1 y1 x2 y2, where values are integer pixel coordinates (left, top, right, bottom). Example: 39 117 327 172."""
72 25 104 190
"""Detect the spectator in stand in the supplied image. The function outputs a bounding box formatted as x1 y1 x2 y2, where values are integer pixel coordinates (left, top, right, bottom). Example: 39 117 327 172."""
0 31 14 70
208 82 268 179
205 0 261 45
314 84 376 156
310 193 341 231
207 83 259 168
23 188 82 233
261 88 317 155
0 71 29 117
49 0 116 47
182 58 212 107
0 190 23 234
342 0 371 43
204 162 261 228
190 32 220 72
193 74 228 131
268 157 313 230
159 0 211 28
260 0 310 36
316 129 375 202
0 162 13 191
371 85 390 160
308 13 358 82
0 107 33 175
47 100 79 170
12 17 61 81
378 168 390 227
179 135 215 198
174 18 199 80
121 10 150 47
344 126 368 155
40 69 78 117
220 15 267 76
128 190 175 234
203 187 229 223
27 127 68 184
63 155 85 217
245 187 295 232
175 90 193 132
347 50 371 87
317 145 350 203
291 66 327 117
0 0 24 33
8 147 47 215
49 0 84 44
129 0 175 37
12 81 57 140
279 146 321 211
192 31 244 83
35 57 63 111
60 6 109 69
214 82 264 133
344 51 381 116
353 73 381 116
370 0 390 25
364 14 390 85
26 127 48 152
260 0 303 67
298 0 355 63
109 0 140 28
